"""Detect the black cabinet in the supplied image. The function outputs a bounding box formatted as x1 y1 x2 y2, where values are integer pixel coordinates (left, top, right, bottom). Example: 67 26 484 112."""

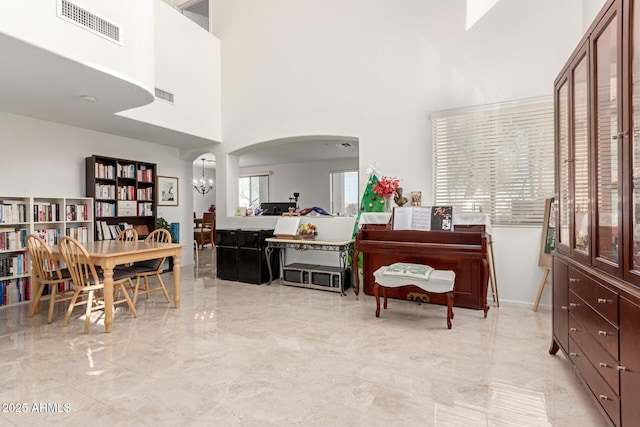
216 229 239 281
216 228 278 284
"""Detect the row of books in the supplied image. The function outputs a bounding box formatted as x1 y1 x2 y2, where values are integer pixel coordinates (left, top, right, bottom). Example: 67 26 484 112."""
95 183 116 199
137 188 153 201
117 185 136 201
66 204 89 222
0 278 30 306
137 168 153 183
0 253 27 278
0 228 28 251
36 227 60 246
33 203 61 222
95 163 116 180
95 202 116 217
117 163 136 179
138 203 153 217
0 201 28 224
66 226 90 243
96 221 131 241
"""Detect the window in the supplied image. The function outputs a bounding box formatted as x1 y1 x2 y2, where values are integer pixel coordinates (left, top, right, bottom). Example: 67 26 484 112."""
330 170 359 216
431 96 554 225
239 174 269 208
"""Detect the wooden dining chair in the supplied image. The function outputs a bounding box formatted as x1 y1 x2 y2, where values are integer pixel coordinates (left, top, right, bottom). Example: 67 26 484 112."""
26 234 74 323
194 211 215 249
129 228 172 305
116 227 138 241
58 236 138 333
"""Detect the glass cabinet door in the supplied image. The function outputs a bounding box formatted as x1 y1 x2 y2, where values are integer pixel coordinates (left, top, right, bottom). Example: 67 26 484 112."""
557 79 570 251
630 0 640 273
594 10 621 268
574 55 590 256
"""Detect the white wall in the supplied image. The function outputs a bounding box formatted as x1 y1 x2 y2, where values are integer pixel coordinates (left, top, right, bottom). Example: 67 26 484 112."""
119 0 222 142
0 0 155 94
239 158 358 212
0 111 195 266
210 0 603 308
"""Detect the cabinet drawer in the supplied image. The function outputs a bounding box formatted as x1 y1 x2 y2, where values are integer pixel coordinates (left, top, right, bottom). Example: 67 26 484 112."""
568 268 618 325
569 315 619 392
117 200 136 209
569 290 619 359
569 337 620 427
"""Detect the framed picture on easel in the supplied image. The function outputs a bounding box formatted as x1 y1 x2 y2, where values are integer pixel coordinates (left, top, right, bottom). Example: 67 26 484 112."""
534 197 555 311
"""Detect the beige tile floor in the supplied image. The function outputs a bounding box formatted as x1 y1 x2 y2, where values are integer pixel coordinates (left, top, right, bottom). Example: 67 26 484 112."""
0 248 608 426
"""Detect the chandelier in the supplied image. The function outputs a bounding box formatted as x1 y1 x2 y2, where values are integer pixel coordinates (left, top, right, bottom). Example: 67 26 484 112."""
193 158 214 196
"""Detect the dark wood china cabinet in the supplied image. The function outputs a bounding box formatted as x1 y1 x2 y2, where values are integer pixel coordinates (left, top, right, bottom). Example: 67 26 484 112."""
551 0 640 425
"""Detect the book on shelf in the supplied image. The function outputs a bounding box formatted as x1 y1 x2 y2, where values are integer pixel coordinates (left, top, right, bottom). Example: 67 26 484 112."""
0 277 30 306
33 202 61 222
392 206 454 231
102 221 112 240
1 200 28 223
0 228 28 250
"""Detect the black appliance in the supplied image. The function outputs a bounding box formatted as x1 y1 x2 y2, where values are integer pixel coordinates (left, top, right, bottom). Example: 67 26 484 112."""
259 202 296 215
216 228 279 284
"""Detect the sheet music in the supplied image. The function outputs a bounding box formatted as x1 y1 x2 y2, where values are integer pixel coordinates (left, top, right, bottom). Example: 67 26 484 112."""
392 207 431 230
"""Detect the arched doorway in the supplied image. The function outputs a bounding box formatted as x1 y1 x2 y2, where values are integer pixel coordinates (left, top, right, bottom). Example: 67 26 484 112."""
192 152 216 217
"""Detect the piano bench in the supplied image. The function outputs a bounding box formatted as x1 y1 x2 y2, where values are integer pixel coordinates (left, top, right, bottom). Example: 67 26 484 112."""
373 266 456 329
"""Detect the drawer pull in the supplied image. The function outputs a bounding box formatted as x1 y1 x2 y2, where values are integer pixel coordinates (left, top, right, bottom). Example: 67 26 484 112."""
599 362 608 368
617 365 627 371
597 298 608 304
598 330 608 336
599 394 609 401
570 327 577 332
570 352 578 357
561 305 568 310
569 278 579 282
569 303 578 308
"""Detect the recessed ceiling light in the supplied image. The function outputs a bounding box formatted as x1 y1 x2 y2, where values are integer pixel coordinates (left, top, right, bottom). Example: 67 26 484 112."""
81 95 98 103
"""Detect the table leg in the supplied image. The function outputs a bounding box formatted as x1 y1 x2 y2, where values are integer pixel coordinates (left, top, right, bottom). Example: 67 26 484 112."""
102 265 114 333
265 245 274 285
173 253 181 308
339 249 347 296
353 248 360 300
29 278 43 317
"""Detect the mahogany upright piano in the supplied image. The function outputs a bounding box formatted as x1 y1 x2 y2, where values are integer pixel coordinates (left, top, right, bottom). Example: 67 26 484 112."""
354 226 490 316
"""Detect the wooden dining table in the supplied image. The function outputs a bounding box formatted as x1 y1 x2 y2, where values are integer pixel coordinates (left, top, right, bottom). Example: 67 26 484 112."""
52 240 183 333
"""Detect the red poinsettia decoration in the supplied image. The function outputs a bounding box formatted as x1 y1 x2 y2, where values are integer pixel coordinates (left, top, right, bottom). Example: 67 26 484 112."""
372 176 400 197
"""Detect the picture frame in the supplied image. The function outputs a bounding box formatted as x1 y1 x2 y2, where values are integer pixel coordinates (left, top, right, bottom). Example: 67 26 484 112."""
410 191 422 206
158 176 179 206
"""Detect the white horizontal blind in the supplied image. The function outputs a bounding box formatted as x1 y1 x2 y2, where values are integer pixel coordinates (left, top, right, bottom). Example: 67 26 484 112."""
431 96 554 225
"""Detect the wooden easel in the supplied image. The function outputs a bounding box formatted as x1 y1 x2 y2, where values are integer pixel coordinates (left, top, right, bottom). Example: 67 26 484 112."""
533 267 551 312
533 198 554 312
487 235 499 307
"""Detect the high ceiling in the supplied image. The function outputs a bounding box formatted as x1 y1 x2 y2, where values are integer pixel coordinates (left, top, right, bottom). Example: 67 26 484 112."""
0 33 216 149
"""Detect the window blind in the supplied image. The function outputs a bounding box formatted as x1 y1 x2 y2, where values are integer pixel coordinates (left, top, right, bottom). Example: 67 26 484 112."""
431 96 555 226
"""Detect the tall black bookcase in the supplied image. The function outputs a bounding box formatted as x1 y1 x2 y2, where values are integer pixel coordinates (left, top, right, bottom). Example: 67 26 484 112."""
86 155 157 240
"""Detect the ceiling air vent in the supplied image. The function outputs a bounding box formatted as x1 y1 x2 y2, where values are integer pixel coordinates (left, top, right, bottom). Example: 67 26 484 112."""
155 88 175 104
58 0 121 44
